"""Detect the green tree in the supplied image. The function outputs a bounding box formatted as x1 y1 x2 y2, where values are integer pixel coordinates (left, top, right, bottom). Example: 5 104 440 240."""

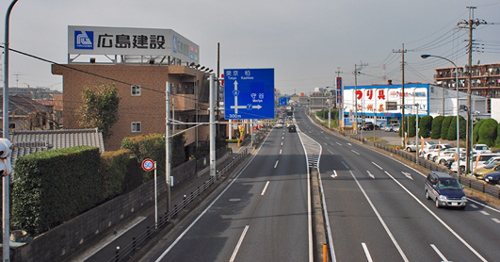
419 115 433 138
447 116 466 140
440 116 454 140
76 82 121 142
473 119 486 144
478 118 498 147
430 116 444 139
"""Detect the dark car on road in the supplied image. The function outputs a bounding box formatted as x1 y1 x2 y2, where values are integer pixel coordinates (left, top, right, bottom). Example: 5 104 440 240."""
288 124 296 132
424 171 467 209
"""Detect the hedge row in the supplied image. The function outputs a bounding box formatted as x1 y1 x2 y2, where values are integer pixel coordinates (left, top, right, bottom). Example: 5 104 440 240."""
398 115 499 148
12 147 103 234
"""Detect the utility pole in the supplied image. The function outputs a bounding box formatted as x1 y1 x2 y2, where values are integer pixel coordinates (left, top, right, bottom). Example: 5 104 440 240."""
393 44 408 147
458 6 486 174
354 62 367 134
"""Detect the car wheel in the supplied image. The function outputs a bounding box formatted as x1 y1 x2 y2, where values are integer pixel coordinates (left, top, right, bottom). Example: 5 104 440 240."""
439 159 445 165
459 166 465 173
425 191 430 200
427 155 431 160
432 156 438 162
435 199 440 208
406 147 411 152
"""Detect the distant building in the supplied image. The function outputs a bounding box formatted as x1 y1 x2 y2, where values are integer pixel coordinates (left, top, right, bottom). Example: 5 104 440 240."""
433 62 500 112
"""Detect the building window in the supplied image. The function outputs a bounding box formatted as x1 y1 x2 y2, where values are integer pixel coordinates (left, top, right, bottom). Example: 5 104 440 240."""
131 122 141 133
9 123 15 129
131 85 141 96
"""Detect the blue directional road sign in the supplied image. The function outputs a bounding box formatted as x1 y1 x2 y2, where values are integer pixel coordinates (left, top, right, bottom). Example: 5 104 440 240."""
279 97 288 106
224 68 275 119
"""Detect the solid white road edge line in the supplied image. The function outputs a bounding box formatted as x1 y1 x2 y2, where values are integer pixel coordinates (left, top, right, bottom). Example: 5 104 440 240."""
229 225 250 262
430 244 450 262
154 129 272 262
383 170 487 262
361 242 374 262
349 170 409 262
261 181 270 196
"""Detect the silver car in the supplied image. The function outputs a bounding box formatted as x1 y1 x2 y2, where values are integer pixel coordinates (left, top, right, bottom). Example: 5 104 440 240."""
384 123 399 132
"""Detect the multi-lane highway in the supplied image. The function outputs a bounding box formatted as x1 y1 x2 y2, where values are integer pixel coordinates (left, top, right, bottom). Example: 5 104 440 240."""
141 106 500 262
142 118 313 261
295 107 500 262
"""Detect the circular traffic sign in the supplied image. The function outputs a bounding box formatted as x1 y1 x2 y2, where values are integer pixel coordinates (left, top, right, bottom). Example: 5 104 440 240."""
142 159 155 172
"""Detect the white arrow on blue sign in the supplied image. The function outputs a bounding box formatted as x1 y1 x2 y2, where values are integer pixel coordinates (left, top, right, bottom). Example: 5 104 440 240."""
224 68 275 120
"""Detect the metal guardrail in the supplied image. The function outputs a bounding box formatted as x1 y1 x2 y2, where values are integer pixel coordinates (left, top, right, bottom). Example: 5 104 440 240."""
107 149 249 262
309 112 500 200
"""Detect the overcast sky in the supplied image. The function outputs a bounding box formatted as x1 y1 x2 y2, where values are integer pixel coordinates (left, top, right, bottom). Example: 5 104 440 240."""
1 0 500 95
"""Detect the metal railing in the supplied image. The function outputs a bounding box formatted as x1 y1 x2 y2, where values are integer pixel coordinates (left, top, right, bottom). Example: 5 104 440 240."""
107 149 249 262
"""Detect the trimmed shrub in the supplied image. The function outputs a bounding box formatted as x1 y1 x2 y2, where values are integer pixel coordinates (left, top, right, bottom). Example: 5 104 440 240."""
441 116 454 140
12 147 101 235
447 115 466 140
473 119 486 144
100 149 131 201
408 115 417 137
478 119 498 147
419 115 433 138
495 123 500 148
431 116 444 139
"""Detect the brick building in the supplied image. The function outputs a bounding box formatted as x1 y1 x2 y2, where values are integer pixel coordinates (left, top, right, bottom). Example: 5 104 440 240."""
52 64 211 151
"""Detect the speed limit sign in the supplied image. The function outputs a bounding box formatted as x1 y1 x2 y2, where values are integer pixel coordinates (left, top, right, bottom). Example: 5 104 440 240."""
142 159 155 172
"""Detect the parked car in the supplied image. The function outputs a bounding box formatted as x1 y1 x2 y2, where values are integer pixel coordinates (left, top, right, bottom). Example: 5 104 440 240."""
484 171 500 185
475 155 500 170
431 148 465 162
424 171 467 209
472 144 492 155
471 161 500 180
359 122 374 131
405 140 437 152
422 144 453 160
435 152 466 166
416 141 437 155
450 153 500 173
384 123 399 132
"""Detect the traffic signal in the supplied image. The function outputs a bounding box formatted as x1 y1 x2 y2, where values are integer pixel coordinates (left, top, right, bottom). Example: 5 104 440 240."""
220 74 224 86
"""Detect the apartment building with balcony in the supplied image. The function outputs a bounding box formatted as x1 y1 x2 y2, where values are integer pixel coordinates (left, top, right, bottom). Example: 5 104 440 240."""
433 62 500 112
52 63 212 152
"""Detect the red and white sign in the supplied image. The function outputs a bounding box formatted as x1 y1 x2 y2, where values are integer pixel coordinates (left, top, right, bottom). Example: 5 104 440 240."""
142 159 155 172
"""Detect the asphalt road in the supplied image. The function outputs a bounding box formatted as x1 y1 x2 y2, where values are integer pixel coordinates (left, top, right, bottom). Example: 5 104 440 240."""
142 122 313 261
295 107 500 262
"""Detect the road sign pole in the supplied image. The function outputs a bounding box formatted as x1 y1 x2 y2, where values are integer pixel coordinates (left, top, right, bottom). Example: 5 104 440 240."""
154 161 158 229
210 75 216 177
166 82 171 217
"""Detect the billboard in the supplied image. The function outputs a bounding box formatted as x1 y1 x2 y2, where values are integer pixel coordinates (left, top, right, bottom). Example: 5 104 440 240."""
68 25 199 63
343 84 429 116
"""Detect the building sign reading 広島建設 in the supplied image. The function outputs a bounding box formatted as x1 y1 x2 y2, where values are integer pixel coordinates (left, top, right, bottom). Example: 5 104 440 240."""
69 26 199 63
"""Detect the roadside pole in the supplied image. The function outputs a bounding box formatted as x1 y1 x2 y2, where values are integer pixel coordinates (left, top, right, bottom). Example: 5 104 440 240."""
166 82 171 217
209 75 216 177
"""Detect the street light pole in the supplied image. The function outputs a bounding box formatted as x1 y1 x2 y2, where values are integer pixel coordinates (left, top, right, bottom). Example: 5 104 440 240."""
4 1 19 261
421 54 460 177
